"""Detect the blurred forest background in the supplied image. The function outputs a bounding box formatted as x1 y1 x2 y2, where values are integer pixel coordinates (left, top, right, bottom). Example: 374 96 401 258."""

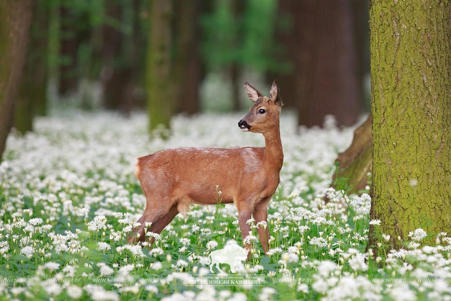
1 0 449 259
0 0 370 143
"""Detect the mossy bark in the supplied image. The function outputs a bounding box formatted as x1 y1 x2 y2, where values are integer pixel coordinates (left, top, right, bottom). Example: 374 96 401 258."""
146 0 174 136
0 0 33 158
368 0 450 251
332 115 372 195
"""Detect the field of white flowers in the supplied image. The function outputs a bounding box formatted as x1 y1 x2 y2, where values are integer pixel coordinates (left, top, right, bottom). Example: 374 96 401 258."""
0 111 450 301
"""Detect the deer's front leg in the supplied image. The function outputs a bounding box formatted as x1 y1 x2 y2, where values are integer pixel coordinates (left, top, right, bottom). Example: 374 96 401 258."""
253 198 270 254
237 203 253 260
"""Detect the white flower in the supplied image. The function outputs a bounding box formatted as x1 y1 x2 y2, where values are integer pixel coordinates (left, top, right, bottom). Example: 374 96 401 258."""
145 285 158 294
390 282 416 301
98 242 111 251
349 253 368 272
84 284 119 301
409 228 427 241
43 262 60 271
256 221 267 229
297 283 309 293
29 218 43 226
151 262 162 270
21 246 34 258
98 263 114 277
206 240 218 250
177 259 188 268
317 260 338 277
42 278 62 296
66 285 83 298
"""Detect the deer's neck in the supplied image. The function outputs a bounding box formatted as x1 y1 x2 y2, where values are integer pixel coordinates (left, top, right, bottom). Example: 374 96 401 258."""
263 124 283 172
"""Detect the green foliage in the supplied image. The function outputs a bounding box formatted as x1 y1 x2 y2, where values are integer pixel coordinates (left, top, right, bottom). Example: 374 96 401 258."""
201 0 282 73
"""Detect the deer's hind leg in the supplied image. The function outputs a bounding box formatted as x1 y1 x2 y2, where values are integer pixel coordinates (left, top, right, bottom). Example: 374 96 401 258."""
128 197 175 244
147 204 178 236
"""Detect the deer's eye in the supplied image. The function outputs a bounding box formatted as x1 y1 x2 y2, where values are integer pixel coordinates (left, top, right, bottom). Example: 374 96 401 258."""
258 108 266 114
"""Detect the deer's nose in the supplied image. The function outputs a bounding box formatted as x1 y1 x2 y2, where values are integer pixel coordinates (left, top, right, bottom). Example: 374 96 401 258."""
238 120 250 129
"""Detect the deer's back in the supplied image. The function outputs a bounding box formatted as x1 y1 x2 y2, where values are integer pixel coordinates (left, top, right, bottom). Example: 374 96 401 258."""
135 147 269 204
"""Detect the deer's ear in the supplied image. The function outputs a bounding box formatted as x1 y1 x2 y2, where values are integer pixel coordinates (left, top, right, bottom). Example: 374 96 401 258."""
244 82 261 102
269 81 278 102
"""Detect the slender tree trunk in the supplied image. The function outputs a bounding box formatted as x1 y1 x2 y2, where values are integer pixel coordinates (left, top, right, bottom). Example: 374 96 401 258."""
229 0 245 112
101 0 125 111
147 0 174 135
368 0 450 252
270 0 298 109
174 0 202 115
0 0 33 158
14 0 49 134
296 0 361 128
58 5 80 96
230 63 241 111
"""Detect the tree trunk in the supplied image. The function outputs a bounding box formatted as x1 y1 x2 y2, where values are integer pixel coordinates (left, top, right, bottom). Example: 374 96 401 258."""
368 0 450 252
270 0 298 109
331 115 372 195
146 0 174 136
174 0 202 115
229 0 245 112
230 63 241 111
350 0 370 109
101 0 126 112
296 0 361 128
14 0 49 134
58 5 81 96
0 0 33 159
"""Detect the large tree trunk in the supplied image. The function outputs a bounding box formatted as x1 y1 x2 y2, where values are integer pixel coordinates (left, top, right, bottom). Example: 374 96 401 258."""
174 0 202 115
14 0 49 134
146 0 174 135
0 0 33 159
296 0 361 127
368 0 450 252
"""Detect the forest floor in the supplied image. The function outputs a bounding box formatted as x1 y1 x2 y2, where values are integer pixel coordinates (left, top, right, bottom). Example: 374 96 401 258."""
0 112 450 300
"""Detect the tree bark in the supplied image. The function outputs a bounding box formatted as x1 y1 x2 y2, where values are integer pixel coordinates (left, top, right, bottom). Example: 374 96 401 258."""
368 0 450 252
0 0 33 158
58 5 80 96
174 0 202 115
270 0 298 109
229 0 245 112
331 115 372 195
14 0 49 134
146 0 174 136
296 0 361 128
101 0 142 114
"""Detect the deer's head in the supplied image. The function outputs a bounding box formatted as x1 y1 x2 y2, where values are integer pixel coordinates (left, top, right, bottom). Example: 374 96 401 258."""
238 81 282 134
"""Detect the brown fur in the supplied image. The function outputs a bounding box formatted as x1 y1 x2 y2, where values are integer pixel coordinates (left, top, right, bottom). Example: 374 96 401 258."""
129 82 284 257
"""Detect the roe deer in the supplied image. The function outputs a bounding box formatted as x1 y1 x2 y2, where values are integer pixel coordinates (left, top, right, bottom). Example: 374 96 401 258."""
129 81 283 257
